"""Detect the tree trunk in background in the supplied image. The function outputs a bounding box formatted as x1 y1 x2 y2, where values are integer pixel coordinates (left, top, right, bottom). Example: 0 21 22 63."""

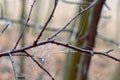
3 0 8 17
110 65 120 80
110 1 120 80
63 0 90 80
63 0 105 80
77 0 105 80
19 0 26 76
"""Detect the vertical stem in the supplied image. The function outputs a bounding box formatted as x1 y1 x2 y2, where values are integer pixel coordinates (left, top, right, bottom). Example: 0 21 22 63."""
77 0 105 80
110 1 120 80
9 53 18 80
116 0 120 40
19 0 26 76
63 1 89 80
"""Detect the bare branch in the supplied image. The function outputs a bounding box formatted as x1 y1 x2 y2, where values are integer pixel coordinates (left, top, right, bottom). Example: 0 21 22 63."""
6 1 36 79
105 49 114 53
0 40 120 62
23 51 54 80
0 0 119 80
13 0 36 50
104 3 111 11
9 53 18 80
48 0 97 40
0 24 9 35
34 0 59 44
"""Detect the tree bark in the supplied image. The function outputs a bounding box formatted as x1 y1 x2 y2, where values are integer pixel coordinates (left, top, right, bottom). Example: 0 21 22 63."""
63 0 90 80
77 0 105 80
62 0 105 80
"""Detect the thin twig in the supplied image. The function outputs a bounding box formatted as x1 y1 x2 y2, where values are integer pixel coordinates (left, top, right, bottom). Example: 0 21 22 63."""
23 51 54 80
34 0 59 44
48 0 97 40
9 53 18 80
0 24 9 35
13 0 36 50
106 49 114 53
104 3 110 11
7 1 36 79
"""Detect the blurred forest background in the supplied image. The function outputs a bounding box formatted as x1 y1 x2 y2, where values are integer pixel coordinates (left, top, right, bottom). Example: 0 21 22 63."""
0 0 120 80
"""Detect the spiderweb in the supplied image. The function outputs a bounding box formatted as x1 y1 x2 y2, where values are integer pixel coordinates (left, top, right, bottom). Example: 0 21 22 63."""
29 43 76 64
